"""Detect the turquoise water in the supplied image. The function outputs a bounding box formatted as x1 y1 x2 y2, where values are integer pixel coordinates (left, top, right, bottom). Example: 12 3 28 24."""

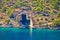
0 28 60 40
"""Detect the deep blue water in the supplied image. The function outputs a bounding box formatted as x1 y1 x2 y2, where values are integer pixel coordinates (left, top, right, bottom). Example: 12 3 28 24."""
0 28 60 40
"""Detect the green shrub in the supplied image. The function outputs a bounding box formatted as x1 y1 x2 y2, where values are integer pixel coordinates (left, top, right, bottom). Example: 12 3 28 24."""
51 18 60 27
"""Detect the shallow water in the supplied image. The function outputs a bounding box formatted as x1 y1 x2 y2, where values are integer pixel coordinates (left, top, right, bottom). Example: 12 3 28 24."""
0 28 60 40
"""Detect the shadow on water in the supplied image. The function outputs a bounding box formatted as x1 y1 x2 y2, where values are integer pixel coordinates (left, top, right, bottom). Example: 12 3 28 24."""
0 28 60 40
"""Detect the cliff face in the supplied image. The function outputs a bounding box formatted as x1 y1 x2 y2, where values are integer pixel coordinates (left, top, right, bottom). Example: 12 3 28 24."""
0 0 59 28
0 12 10 26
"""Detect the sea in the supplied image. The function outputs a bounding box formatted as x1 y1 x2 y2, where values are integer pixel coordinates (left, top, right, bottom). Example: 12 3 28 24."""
0 28 60 40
